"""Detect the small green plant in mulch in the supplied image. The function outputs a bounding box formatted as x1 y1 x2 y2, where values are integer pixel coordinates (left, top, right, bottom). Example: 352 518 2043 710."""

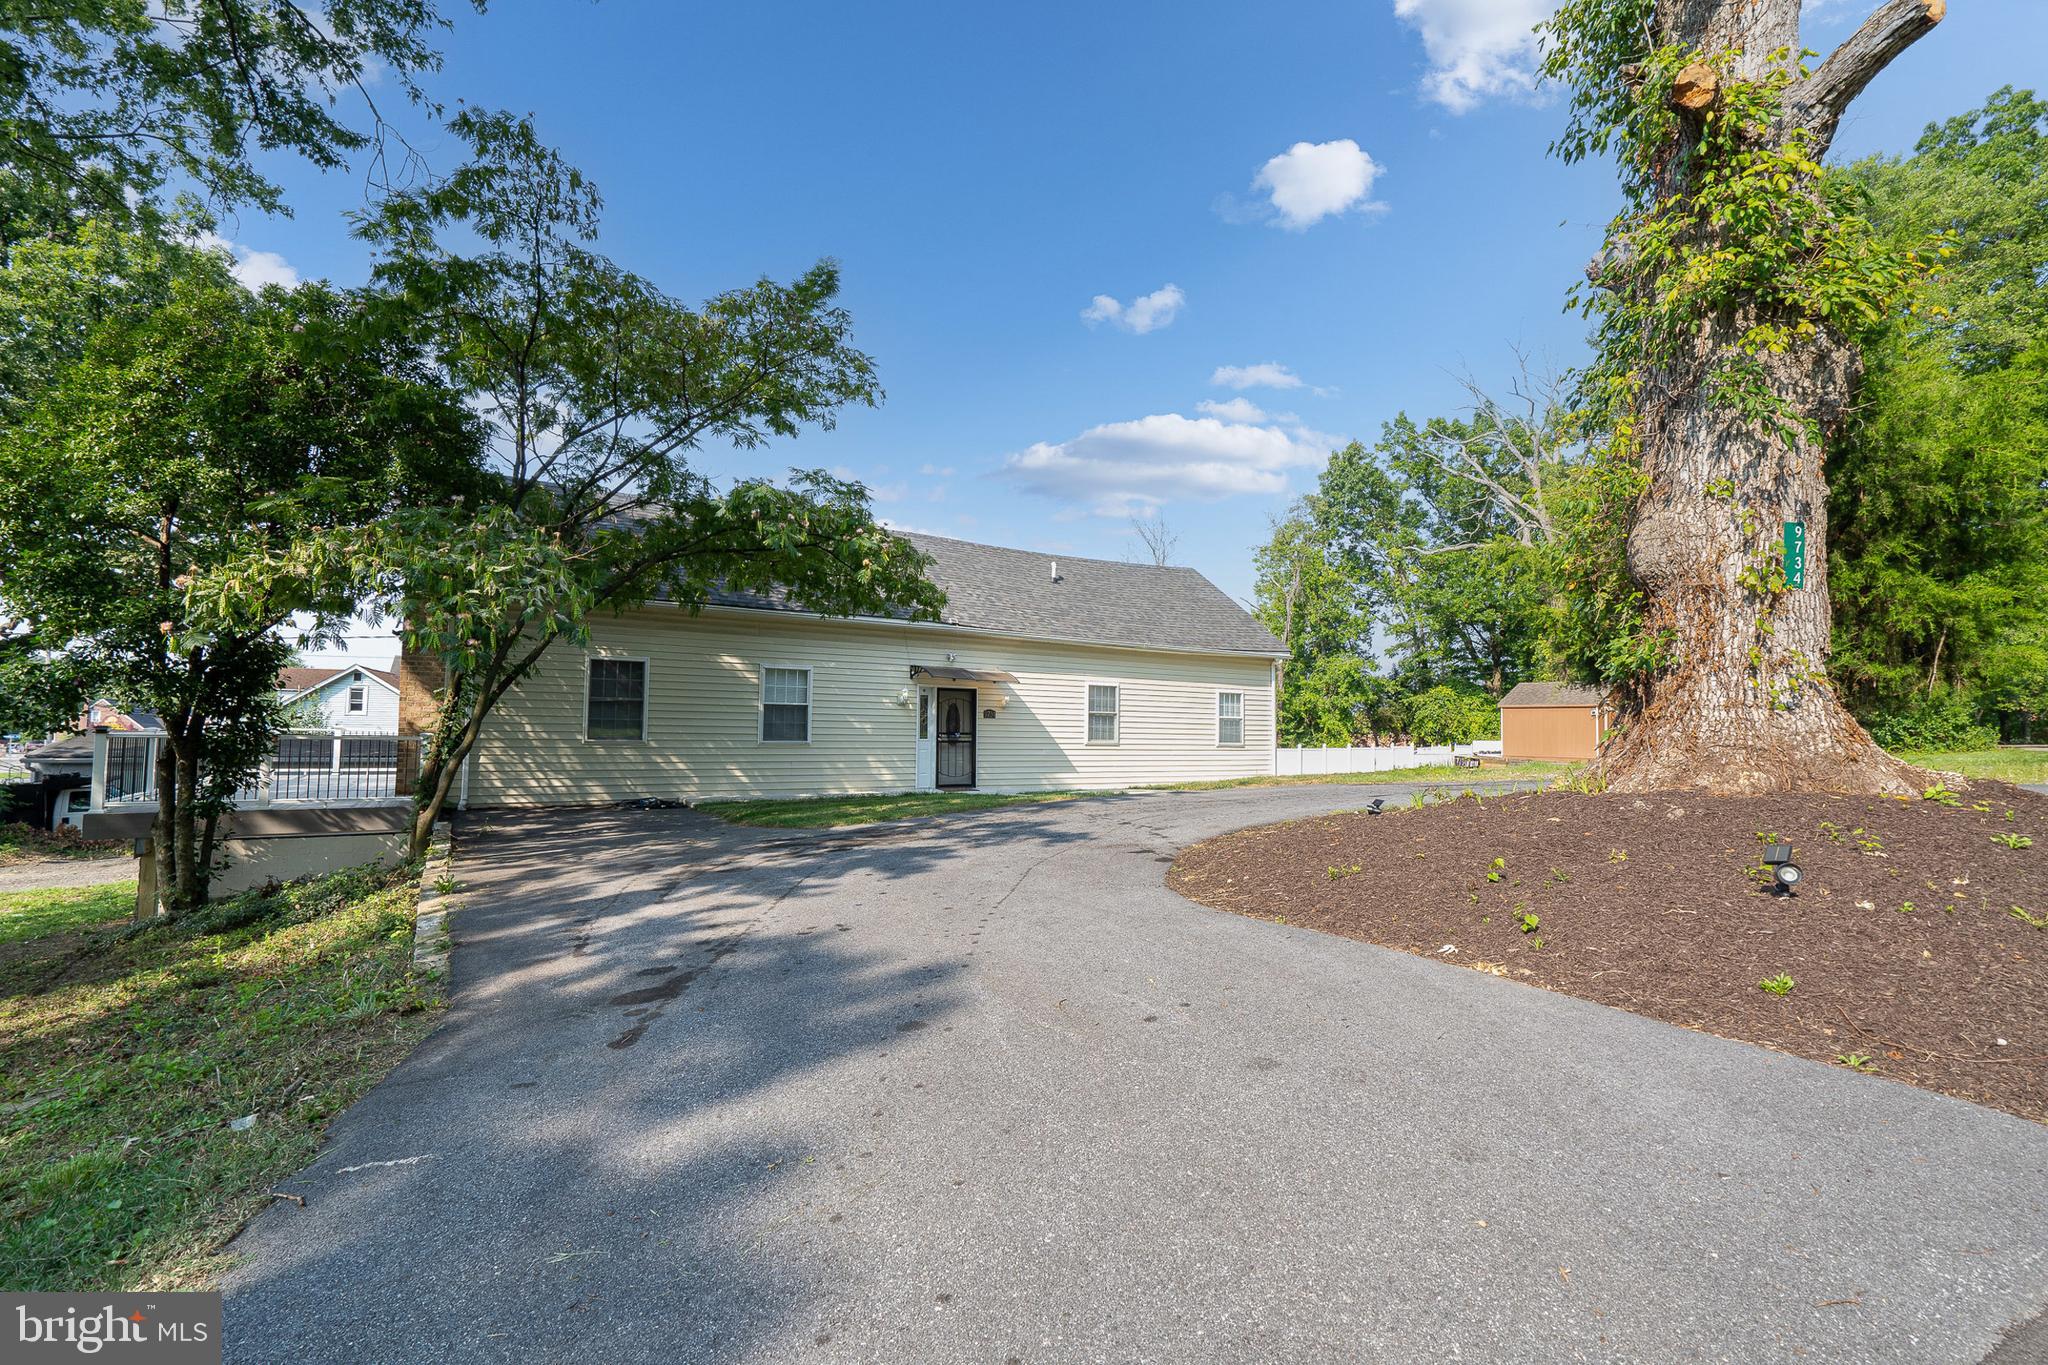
1991 833 2033 851
1547 867 1570 884
1854 828 1886 857
1607 848 1628 863
0 862 439 1291
2011 906 2048 930
1485 858 1506 883
1835 1053 1876 1071
1759 973 1796 996
1921 784 1964 808
1898 901 1918 914
1327 864 1362 881
1517 911 1541 934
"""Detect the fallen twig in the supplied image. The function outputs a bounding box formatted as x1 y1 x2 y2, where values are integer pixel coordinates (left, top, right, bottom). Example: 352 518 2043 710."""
267 1191 305 1207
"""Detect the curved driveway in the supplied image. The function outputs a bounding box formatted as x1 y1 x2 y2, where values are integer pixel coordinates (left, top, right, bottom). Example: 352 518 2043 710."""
224 785 2048 1363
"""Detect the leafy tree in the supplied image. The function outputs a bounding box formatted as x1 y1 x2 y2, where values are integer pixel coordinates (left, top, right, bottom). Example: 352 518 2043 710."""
1854 86 2048 374
1824 88 2048 743
1541 0 1945 794
194 112 942 857
1830 338 2048 732
1400 685 1499 747
0 246 483 909
0 0 478 236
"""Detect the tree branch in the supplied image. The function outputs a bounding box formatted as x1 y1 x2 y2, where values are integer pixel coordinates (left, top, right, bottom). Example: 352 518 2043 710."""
1788 0 1944 149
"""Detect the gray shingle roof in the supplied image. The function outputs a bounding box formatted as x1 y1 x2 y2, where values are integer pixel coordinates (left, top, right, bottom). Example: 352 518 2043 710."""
700 532 1283 657
1499 681 1613 708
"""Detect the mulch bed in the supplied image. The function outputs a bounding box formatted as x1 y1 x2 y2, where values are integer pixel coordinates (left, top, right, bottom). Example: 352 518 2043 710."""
1168 785 2048 1123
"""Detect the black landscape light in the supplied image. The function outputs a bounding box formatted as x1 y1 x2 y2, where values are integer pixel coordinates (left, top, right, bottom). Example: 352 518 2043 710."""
1365 797 1385 816
1762 843 1802 895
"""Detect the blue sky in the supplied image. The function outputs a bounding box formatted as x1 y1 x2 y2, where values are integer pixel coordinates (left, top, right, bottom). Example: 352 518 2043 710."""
257 0 2048 667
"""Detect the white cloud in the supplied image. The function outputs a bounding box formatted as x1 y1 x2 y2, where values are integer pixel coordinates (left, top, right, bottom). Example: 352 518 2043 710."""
1392 0 1551 113
1080 283 1185 334
1251 139 1383 229
1003 411 1338 517
917 463 955 477
191 230 300 291
1210 363 1304 392
1196 397 1268 423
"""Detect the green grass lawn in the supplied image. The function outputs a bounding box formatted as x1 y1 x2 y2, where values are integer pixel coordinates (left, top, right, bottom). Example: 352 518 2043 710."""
0 862 439 1291
700 789 1094 828
1146 760 1574 792
1904 747 2048 786
0 882 136 946
701 761 1575 828
0 824 127 866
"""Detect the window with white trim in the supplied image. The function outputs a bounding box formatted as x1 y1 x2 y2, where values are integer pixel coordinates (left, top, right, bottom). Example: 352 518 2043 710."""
1217 690 1244 746
346 684 366 715
761 666 812 742
585 658 648 740
1086 683 1120 744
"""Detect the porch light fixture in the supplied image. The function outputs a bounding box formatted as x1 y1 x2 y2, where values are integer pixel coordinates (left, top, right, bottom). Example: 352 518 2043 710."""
1762 843 1801 894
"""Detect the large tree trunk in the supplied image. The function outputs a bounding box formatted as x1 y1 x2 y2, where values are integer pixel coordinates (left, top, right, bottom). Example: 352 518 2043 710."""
1602 0 1943 795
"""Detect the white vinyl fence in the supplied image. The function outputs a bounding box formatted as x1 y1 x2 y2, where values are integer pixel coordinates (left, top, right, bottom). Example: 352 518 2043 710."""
1272 742 1498 777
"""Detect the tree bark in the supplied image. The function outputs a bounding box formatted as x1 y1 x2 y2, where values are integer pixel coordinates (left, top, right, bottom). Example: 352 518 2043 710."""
1601 0 1941 796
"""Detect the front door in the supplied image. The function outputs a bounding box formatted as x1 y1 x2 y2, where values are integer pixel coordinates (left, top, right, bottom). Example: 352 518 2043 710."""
936 687 976 788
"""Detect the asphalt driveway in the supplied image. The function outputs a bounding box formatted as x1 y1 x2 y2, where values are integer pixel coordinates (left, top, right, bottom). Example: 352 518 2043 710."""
222 785 2048 1363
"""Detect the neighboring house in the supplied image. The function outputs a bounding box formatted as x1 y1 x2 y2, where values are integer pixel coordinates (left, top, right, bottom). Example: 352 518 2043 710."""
1499 682 1615 762
438 533 1286 806
277 666 400 732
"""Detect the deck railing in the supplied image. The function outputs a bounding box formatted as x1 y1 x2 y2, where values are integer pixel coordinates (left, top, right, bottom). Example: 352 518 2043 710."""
90 729 423 812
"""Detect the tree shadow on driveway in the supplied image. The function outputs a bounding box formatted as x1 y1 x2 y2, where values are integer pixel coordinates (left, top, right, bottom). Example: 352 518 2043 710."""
217 803 1095 1363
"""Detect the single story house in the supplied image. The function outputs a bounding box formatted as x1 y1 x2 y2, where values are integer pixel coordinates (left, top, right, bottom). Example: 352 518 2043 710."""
1498 682 1614 762
432 533 1286 806
278 665 400 732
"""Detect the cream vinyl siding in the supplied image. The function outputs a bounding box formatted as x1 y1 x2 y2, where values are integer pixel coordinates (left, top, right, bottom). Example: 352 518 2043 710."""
465 606 1276 806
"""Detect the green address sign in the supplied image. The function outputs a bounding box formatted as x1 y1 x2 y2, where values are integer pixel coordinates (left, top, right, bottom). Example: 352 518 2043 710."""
1784 520 1807 590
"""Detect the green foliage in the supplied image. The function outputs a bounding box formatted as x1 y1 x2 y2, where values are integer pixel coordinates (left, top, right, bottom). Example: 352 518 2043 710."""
1758 973 1796 996
1830 91 2048 734
1991 833 2032 851
0 237 483 905
0 0 476 234
187 112 941 849
1401 684 1498 747
1854 87 2048 374
1860 692 2000 753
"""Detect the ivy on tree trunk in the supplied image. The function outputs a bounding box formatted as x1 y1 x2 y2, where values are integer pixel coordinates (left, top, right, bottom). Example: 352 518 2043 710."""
1542 0 1946 793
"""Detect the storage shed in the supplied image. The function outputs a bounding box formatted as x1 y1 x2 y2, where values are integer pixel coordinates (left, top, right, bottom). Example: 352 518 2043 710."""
1498 682 1614 762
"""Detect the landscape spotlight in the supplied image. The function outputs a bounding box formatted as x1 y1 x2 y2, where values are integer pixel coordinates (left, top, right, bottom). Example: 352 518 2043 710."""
1365 797 1385 816
1762 843 1802 895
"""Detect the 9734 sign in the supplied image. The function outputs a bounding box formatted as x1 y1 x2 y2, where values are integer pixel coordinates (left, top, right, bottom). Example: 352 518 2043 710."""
1783 521 1807 590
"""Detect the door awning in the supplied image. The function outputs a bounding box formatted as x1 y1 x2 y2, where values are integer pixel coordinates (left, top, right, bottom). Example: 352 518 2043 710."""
909 665 1018 685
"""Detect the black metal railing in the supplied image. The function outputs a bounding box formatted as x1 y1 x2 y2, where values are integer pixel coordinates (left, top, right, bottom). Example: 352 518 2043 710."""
93 731 423 809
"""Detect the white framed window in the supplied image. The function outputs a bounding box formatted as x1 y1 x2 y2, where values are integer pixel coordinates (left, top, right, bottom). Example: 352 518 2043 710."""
584 656 649 741
1086 682 1120 745
346 684 366 715
760 665 812 742
1216 690 1245 746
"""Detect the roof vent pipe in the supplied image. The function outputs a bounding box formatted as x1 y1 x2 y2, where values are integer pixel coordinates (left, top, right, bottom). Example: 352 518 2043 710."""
1050 559 1059 582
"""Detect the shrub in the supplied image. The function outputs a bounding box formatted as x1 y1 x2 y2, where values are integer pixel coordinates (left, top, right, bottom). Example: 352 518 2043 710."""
1402 685 1499 746
1863 691 1999 753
